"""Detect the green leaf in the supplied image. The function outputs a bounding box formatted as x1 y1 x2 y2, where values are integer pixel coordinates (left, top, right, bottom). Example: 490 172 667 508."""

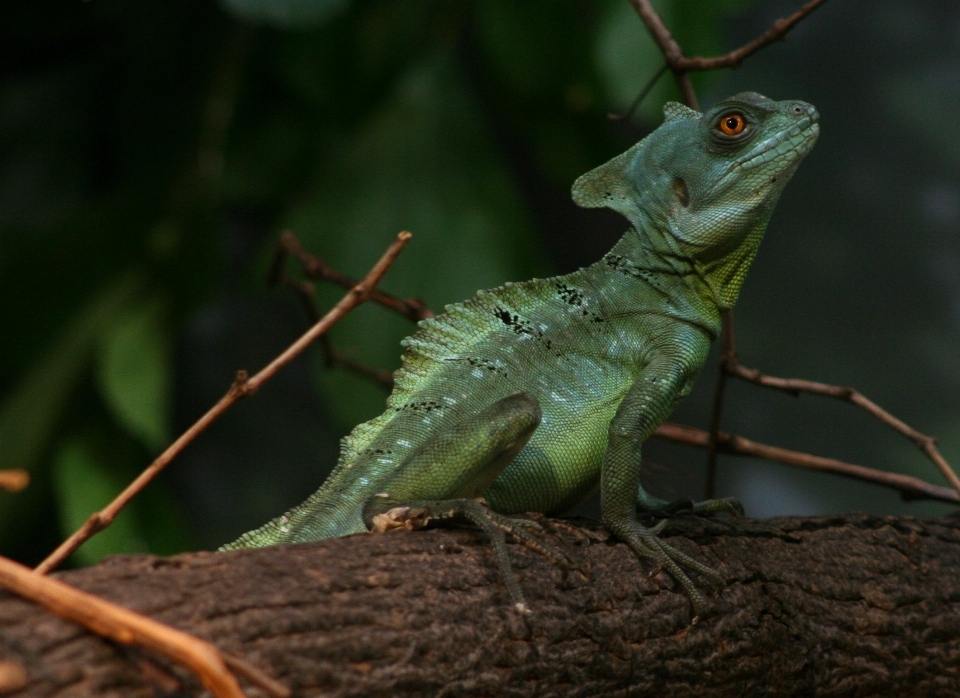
97 297 171 451
0 274 138 476
0 273 138 540
51 438 146 566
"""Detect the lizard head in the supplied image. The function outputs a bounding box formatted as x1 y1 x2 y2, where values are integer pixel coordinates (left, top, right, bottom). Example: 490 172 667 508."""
572 92 819 308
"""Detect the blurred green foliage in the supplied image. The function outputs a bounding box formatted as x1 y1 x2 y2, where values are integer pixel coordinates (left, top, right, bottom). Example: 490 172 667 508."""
22 0 960 571
1 0 756 565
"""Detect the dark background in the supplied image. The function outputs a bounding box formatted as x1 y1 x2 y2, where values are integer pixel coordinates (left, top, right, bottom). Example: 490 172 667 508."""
2 0 958 568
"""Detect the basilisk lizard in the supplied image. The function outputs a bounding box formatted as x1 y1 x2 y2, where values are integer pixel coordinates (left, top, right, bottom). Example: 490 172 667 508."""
223 92 819 618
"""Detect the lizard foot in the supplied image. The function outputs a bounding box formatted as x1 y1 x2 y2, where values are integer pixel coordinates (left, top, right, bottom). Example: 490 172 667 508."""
615 520 724 620
392 498 569 614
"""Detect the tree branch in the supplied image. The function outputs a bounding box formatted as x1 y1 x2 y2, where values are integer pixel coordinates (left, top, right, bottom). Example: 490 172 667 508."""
725 359 960 498
269 230 433 323
654 422 959 505
628 0 831 77
4 515 960 696
0 555 254 698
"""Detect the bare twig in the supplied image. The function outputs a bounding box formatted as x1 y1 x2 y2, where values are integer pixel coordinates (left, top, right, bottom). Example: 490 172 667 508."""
674 0 831 71
628 0 831 110
654 423 959 505
725 360 960 498
223 654 291 698
0 554 249 698
269 238 396 390
0 469 29 493
318 334 395 390
608 63 669 121
275 237 959 509
271 231 433 323
704 311 737 499
36 232 413 575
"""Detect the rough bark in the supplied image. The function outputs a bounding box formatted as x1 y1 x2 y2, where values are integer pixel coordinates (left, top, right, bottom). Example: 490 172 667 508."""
1 514 959 697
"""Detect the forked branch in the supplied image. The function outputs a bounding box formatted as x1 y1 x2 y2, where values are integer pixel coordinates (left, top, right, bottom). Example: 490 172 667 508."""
725 359 960 497
628 0 831 109
273 232 959 507
35 231 412 575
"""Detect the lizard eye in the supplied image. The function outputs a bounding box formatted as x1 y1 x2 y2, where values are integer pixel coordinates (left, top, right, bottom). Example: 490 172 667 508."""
718 112 746 136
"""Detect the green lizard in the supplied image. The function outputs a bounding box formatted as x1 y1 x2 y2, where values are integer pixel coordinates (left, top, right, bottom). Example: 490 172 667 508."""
223 92 819 618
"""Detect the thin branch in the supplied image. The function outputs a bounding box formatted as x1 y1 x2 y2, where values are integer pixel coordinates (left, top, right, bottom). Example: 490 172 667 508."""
726 359 960 498
35 232 413 575
0 554 249 698
270 230 433 323
269 239 395 390
704 311 737 499
630 0 831 74
223 654 291 698
608 63 669 121
318 335 395 391
0 469 29 493
273 240 959 510
653 423 960 505
677 0 832 71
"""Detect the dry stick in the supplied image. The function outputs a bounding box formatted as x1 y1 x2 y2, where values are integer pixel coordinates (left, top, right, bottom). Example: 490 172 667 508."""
0 554 248 698
654 422 959 505
271 230 433 323
628 0 832 496
629 0 831 74
36 231 412 576
274 237 960 508
0 469 29 493
271 248 395 390
222 654 292 698
726 361 960 498
704 312 737 499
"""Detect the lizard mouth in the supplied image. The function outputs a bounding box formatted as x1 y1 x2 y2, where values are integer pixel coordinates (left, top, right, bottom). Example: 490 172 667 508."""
737 114 820 172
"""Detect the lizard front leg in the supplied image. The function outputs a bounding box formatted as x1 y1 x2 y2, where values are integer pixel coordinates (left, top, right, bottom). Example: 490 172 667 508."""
602 355 724 620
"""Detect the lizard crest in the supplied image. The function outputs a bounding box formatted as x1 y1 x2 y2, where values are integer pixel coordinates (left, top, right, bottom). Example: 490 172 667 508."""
573 92 819 308
224 93 820 619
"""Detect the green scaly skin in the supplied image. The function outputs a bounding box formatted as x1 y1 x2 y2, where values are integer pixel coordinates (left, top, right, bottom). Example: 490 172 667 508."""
222 92 819 619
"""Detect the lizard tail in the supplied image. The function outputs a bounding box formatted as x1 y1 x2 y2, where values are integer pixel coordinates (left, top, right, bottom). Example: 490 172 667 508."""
218 494 367 550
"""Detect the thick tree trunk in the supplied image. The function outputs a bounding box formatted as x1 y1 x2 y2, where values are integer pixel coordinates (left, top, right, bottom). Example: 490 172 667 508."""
1 514 959 697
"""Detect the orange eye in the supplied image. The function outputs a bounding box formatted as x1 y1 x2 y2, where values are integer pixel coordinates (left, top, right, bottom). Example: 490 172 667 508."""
718 113 746 136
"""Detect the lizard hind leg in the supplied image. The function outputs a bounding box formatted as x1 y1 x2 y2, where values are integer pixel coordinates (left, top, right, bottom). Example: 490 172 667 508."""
635 489 744 517
362 392 566 613
375 498 567 615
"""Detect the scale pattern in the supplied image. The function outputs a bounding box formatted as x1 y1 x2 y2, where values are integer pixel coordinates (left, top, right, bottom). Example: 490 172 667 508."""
223 92 820 618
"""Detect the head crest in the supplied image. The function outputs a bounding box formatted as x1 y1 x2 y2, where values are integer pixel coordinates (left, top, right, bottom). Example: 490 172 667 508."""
570 141 643 217
662 101 701 122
